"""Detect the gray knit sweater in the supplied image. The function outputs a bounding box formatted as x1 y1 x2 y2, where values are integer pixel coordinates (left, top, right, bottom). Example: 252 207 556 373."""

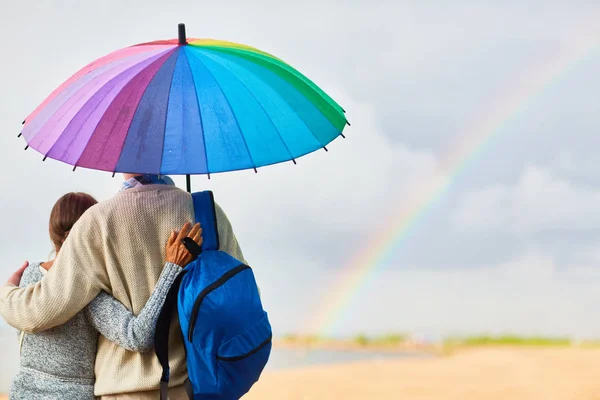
10 261 181 400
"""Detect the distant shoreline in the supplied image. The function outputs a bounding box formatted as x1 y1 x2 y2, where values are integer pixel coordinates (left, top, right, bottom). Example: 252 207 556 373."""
274 334 600 356
273 338 436 354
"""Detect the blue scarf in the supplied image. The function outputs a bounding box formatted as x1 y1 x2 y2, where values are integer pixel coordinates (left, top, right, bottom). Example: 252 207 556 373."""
120 174 175 192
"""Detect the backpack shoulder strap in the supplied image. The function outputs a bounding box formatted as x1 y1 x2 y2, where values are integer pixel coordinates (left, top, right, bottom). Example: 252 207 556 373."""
153 191 219 400
154 270 187 400
192 191 219 252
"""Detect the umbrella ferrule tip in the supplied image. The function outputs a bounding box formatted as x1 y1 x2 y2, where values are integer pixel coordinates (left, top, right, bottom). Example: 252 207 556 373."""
178 23 187 45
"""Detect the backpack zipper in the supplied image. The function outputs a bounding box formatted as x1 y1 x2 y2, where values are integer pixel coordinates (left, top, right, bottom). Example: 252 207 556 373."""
216 335 273 362
188 264 251 342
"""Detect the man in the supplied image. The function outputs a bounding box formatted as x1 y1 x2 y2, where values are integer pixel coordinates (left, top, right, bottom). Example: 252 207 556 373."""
0 174 246 399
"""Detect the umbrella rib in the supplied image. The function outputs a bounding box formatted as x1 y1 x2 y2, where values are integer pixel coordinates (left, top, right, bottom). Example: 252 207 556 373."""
26 47 174 148
44 71 136 163
77 50 178 173
204 46 345 118
182 47 209 176
24 45 171 126
156 48 180 175
40 48 177 166
188 52 257 172
199 51 296 163
201 49 329 149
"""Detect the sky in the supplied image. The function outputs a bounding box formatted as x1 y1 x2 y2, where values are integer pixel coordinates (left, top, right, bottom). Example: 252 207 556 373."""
1 0 600 344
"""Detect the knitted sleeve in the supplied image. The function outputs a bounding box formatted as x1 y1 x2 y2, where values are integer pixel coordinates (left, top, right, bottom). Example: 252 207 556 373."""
85 262 182 352
0 210 104 333
19 264 43 288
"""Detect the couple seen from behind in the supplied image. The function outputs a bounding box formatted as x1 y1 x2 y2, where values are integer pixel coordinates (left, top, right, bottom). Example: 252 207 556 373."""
0 173 248 399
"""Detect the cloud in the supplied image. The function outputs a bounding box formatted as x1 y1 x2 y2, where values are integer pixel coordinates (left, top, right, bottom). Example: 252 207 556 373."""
549 150 600 184
325 247 600 339
453 165 600 236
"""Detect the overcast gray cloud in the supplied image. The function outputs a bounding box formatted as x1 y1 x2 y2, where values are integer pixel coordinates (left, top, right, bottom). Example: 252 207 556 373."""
454 165 600 236
1 1 600 364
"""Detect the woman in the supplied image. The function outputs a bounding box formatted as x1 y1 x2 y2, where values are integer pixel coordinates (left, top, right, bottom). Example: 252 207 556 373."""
8 192 201 400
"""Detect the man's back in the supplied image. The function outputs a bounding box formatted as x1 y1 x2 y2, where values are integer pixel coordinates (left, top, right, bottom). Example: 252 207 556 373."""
91 184 194 394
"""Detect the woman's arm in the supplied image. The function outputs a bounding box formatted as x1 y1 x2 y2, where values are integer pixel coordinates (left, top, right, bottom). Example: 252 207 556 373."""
85 262 182 352
86 222 202 352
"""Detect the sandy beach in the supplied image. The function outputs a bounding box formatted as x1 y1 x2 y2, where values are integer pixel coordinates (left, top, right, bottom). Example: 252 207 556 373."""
2 347 599 399
243 347 600 400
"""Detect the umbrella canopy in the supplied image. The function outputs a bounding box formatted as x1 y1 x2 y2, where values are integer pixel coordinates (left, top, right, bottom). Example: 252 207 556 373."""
20 24 348 178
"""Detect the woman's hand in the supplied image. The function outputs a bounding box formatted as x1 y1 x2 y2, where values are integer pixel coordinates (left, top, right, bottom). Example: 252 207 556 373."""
165 222 202 267
6 261 28 286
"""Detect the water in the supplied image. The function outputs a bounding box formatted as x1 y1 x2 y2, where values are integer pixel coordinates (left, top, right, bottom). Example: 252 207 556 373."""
0 330 422 392
265 347 426 370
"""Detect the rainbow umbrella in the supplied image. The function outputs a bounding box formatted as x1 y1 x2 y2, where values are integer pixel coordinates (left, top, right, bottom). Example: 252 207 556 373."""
20 24 348 190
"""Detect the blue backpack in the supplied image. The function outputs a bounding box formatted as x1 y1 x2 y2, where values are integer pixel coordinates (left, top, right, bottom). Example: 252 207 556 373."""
154 191 272 400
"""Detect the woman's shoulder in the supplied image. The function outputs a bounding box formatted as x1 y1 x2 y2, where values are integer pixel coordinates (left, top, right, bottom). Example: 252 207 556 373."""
20 262 44 287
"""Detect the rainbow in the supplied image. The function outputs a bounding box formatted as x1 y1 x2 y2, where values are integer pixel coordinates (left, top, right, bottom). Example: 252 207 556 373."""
309 24 600 337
